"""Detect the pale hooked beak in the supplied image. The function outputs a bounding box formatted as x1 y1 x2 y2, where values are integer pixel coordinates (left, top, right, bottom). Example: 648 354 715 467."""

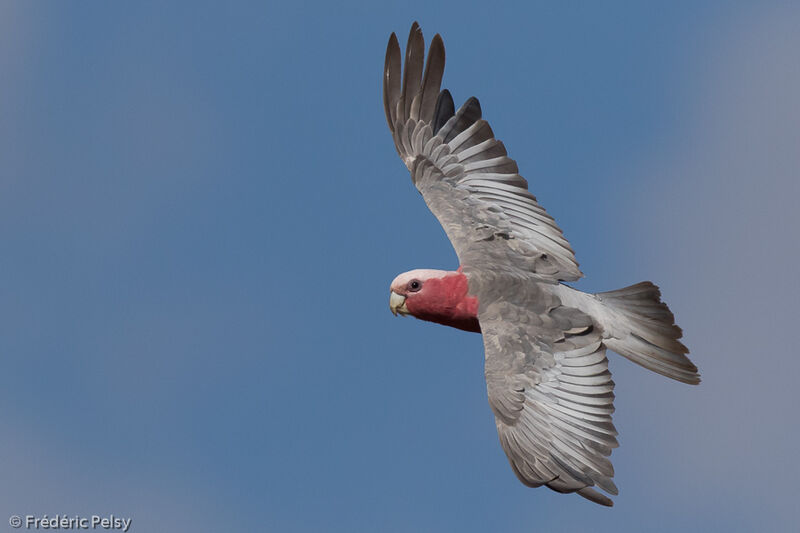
389 291 409 316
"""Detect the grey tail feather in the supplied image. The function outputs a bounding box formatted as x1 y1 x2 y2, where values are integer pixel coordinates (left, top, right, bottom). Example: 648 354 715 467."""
598 282 700 385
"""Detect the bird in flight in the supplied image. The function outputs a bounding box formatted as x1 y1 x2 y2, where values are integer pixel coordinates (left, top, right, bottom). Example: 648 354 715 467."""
384 22 699 507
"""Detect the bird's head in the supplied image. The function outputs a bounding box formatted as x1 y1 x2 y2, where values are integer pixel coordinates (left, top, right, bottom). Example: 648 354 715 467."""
388 269 450 317
388 268 480 332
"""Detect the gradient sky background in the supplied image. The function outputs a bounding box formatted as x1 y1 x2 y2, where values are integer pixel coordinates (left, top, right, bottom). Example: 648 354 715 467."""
1 2 798 532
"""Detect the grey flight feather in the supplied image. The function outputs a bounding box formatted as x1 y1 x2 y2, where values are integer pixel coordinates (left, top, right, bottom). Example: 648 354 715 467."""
383 23 699 506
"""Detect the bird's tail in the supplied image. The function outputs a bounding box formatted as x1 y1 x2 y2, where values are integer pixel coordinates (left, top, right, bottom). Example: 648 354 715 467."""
596 282 700 385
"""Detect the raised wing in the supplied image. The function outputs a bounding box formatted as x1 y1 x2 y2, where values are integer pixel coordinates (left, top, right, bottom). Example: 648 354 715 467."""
384 23 582 281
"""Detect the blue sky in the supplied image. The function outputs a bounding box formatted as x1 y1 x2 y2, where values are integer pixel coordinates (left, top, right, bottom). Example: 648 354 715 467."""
1 2 798 532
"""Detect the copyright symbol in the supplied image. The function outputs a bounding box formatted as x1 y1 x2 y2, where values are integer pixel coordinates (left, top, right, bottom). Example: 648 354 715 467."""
9 515 22 528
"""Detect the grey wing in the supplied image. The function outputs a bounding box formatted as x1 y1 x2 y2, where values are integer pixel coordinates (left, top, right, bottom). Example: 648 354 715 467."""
478 281 619 506
384 23 582 281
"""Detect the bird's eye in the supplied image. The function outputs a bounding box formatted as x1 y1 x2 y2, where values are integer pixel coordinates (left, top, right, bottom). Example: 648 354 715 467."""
408 280 422 292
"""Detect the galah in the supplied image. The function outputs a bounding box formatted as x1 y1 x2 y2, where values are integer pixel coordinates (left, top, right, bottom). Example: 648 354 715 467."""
384 23 699 507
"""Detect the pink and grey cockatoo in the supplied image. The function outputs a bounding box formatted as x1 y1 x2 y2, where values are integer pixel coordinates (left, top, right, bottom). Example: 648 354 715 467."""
385 23 699 507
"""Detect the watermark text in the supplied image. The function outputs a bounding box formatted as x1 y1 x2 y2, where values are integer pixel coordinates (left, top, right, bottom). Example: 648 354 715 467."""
8 515 131 532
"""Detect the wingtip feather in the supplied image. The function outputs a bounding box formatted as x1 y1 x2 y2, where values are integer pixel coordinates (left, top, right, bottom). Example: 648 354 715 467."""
383 33 402 131
578 487 614 507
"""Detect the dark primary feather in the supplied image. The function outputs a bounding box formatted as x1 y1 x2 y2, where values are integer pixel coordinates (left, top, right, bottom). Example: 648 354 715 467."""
438 96 482 144
401 22 424 123
432 89 454 135
383 33 401 132
416 34 445 121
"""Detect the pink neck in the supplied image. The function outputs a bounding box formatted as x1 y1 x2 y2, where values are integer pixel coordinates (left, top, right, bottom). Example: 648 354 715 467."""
405 270 480 333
